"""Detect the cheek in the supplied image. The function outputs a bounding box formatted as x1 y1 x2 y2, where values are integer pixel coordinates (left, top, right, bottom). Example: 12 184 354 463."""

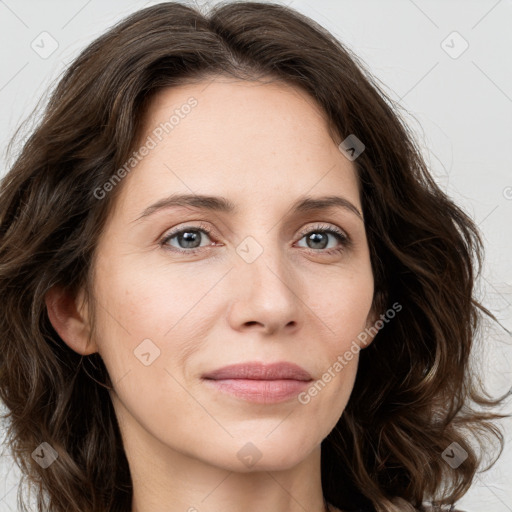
90 257 217 384
311 266 374 348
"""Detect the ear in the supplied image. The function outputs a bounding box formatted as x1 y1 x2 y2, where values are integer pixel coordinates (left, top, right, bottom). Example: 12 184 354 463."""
45 284 98 355
358 307 380 350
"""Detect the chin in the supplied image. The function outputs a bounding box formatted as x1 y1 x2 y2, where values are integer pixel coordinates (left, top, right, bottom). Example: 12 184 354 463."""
205 437 317 473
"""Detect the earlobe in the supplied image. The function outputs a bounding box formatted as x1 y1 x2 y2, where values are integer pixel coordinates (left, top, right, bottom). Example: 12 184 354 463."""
365 309 379 330
45 284 97 355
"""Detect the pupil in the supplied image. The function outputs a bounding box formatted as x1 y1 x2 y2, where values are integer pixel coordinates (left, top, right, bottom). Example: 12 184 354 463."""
180 231 200 248
309 232 327 249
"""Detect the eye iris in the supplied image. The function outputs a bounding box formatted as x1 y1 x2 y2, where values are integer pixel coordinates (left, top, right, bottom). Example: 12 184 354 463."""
307 232 328 249
178 230 201 249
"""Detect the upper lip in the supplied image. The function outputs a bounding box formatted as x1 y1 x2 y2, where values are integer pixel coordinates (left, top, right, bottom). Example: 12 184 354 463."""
202 361 313 381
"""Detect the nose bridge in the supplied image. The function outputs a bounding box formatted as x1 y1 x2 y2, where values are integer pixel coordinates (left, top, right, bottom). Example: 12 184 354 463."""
236 229 294 294
227 228 301 332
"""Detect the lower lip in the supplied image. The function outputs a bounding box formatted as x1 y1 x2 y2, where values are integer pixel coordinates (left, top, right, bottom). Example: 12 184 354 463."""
202 378 312 404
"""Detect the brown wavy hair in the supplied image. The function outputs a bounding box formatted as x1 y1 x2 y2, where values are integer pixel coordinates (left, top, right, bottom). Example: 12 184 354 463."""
0 2 509 511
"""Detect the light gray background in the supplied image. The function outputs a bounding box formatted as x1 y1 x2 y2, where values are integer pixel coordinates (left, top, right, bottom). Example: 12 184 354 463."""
0 0 511 511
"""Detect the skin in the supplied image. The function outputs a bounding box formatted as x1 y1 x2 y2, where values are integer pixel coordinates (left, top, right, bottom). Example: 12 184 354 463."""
46 77 378 512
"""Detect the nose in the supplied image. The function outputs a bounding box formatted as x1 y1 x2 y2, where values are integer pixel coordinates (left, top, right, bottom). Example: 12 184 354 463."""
226 244 302 336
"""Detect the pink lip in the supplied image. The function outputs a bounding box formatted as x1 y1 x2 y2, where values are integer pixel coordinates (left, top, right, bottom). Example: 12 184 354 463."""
201 362 313 404
201 361 313 381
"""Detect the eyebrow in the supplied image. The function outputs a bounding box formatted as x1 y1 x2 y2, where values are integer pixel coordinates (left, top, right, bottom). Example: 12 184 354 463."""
132 193 363 223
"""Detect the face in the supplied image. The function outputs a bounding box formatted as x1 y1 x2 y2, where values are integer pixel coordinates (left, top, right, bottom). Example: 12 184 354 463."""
75 78 376 472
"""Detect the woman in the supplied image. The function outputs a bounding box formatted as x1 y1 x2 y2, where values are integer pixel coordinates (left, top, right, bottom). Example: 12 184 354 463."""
0 2 508 511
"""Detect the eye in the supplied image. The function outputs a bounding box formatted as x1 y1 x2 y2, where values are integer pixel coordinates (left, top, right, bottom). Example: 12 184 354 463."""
159 221 351 256
160 222 216 255
295 223 350 255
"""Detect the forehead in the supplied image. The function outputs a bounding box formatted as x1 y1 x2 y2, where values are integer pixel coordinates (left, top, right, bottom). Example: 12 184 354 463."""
114 78 360 219
142 76 331 136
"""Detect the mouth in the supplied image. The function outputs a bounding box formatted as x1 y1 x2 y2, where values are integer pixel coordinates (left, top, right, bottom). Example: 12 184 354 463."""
201 361 313 404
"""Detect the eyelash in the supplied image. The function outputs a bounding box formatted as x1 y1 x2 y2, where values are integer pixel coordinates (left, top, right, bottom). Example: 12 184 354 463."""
159 221 350 256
